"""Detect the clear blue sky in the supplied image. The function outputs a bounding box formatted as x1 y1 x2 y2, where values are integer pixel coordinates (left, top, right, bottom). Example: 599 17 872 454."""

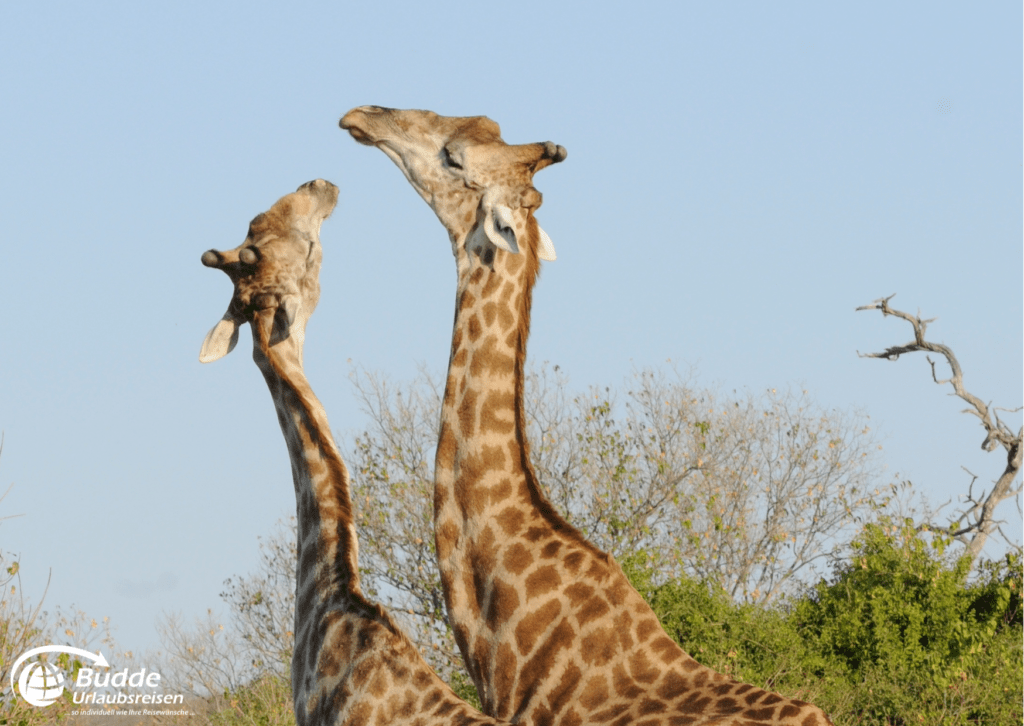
1 1 1020 661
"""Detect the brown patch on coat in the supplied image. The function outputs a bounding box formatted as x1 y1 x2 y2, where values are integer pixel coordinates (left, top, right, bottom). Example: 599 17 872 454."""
467 313 482 342
540 540 562 558
345 702 372 724
515 617 574 706
575 593 611 628
580 627 617 667
610 662 644 700
471 526 499 591
713 697 741 715
524 525 548 542
493 640 516 706
629 650 659 684
562 551 585 574
486 578 520 631
480 405 515 435
420 687 443 711
457 387 478 437
471 634 492 688
560 708 583 726
546 661 582 711
676 691 712 715
779 704 802 719
565 581 594 605
656 670 688 700
525 565 561 598
498 303 515 331
504 252 525 273
436 520 458 561
578 675 610 710
514 600 561 655
679 657 700 672
478 442 508 475
743 688 764 705
367 668 388 697
590 703 631 723
488 477 513 506
638 697 667 716
483 301 498 327
496 506 525 537
613 611 635 651
650 636 682 664
635 617 658 643
470 345 514 377
503 542 533 574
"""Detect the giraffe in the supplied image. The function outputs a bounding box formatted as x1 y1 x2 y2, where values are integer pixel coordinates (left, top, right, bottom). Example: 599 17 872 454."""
198 178 513 726
340 107 834 726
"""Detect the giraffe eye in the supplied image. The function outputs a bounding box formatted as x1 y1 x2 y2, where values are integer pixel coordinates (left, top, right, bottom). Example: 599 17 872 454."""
442 147 462 170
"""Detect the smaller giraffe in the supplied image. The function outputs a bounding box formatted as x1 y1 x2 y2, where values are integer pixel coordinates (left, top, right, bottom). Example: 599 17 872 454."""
199 179 511 726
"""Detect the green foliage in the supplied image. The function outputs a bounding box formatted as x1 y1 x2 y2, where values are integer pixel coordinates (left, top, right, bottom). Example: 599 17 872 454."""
621 552 828 705
797 520 1022 725
448 670 482 711
622 521 1023 726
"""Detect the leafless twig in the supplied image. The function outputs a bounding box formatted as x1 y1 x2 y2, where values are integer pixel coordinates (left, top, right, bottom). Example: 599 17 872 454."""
857 295 1022 560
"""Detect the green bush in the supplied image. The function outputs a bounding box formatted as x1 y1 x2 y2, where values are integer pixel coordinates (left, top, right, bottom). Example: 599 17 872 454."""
796 520 1021 725
622 552 831 705
623 521 1022 726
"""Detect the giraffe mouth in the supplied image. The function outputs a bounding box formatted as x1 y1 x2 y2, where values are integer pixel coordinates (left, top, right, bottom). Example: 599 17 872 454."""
339 107 386 146
344 125 374 145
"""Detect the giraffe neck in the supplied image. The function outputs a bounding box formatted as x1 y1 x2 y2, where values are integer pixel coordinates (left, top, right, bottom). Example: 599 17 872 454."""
250 309 361 614
435 236 537 532
252 309 509 726
434 224 597 717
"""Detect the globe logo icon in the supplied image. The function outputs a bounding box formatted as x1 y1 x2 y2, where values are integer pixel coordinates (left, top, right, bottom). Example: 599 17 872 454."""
18 661 65 707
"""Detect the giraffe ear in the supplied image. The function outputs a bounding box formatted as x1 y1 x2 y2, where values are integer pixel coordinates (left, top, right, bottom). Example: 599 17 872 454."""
482 194 557 261
199 316 240 363
268 294 301 345
536 224 557 261
483 202 520 255
280 294 299 328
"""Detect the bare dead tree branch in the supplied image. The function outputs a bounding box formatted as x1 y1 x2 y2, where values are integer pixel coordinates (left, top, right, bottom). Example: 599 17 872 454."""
857 295 1023 560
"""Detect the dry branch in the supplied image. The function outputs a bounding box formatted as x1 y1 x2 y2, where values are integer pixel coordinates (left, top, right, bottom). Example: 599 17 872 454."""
857 295 1022 560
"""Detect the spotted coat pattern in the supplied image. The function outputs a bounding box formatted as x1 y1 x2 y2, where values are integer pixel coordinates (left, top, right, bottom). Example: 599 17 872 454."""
340 109 835 726
201 180 511 726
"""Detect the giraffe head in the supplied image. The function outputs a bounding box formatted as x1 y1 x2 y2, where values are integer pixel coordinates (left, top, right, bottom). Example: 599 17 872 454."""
199 179 339 363
340 106 565 264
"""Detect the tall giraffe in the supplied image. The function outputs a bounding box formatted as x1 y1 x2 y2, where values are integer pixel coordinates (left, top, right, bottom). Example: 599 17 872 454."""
340 108 833 726
199 179 513 726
